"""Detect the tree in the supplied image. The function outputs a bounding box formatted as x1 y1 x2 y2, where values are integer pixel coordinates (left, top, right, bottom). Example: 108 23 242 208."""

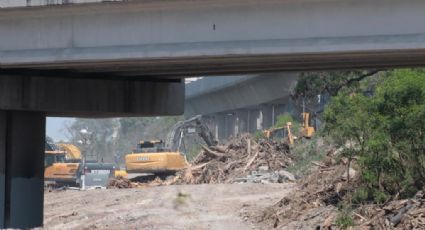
294 70 382 98
324 69 425 202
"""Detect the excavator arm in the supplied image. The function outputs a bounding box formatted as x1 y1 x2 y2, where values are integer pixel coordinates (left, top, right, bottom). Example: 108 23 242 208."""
165 115 217 152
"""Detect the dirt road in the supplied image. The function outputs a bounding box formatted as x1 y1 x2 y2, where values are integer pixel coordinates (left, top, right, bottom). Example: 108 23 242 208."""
44 183 294 230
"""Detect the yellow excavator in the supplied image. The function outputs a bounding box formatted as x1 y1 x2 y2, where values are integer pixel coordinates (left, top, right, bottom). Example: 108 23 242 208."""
125 115 217 176
125 140 188 175
263 112 315 144
300 112 315 138
44 140 82 187
263 122 295 145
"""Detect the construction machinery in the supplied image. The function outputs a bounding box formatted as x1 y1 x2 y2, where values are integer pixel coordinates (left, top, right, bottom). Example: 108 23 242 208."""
263 122 295 145
44 140 82 187
125 115 217 176
45 140 117 188
300 112 315 138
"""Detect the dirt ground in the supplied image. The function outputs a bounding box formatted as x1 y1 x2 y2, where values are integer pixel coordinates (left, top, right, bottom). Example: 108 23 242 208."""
44 183 294 230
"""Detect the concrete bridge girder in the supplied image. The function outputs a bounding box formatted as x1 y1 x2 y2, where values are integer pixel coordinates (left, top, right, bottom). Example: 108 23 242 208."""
2 0 425 76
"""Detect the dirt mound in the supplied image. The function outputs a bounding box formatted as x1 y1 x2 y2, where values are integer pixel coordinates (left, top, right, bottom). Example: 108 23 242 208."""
172 134 293 184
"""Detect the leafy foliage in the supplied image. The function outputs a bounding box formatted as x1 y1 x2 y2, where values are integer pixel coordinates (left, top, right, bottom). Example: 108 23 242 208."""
324 69 425 202
275 113 301 134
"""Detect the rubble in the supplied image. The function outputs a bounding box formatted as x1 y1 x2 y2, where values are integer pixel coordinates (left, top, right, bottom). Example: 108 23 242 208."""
107 176 136 189
171 134 293 185
357 190 425 229
277 170 296 182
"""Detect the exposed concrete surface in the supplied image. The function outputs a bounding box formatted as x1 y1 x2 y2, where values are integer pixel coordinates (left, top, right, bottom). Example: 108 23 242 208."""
0 0 118 8
185 75 255 99
0 112 5 227
0 76 184 116
185 73 298 116
2 111 45 228
2 0 425 76
44 183 294 229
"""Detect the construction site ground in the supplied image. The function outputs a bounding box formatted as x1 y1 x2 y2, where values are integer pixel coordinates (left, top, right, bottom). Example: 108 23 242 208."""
44 183 295 229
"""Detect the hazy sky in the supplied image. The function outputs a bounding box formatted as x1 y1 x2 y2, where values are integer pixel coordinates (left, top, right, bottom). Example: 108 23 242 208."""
46 117 74 141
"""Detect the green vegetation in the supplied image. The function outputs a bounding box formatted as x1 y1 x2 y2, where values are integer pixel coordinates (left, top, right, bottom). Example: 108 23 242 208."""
324 69 425 202
294 70 382 98
335 204 355 229
286 137 327 176
173 191 191 208
274 113 301 134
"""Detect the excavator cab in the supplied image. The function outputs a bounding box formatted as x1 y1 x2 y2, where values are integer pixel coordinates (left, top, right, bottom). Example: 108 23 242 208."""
44 140 82 187
45 151 66 168
136 140 165 153
125 139 188 175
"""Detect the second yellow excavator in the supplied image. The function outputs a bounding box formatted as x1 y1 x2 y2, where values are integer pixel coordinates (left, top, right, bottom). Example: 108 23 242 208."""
300 112 315 138
125 115 217 177
263 122 295 145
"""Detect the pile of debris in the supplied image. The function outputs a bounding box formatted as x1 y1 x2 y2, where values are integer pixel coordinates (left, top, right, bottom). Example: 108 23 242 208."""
259 148 358 228
258 145 425 229
171 134 294 184
107 176 136 189
357 190 425 229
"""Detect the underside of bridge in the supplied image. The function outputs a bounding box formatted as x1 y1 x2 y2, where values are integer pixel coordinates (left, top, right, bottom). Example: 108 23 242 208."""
0 75 183 228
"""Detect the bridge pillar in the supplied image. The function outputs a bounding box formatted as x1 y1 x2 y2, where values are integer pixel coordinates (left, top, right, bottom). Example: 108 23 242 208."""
247 109 261 133
261 105 274 129
0 111 45 228
236 110 248 134
0 112 4 227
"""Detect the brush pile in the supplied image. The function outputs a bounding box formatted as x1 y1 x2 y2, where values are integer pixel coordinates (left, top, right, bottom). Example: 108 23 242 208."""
259 148 358 229
172 134 293 184
258 146 425 229
357 190 425 229
107 176 135 189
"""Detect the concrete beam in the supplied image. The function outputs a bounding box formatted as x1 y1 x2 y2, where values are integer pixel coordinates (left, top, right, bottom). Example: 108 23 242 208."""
2 0 425 76
185 73 297 116
0 76 184 117
0 111 45 228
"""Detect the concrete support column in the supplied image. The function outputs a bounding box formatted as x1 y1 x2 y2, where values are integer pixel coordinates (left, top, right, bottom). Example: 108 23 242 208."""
261 105 273 129
236 110 248 134
214 114 226 141
0 112 5 228
224 113 236 139
248 109 261 133
0 111 45 229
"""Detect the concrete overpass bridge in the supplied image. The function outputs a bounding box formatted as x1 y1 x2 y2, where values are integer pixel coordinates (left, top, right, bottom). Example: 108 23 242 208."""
2 0 425 228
